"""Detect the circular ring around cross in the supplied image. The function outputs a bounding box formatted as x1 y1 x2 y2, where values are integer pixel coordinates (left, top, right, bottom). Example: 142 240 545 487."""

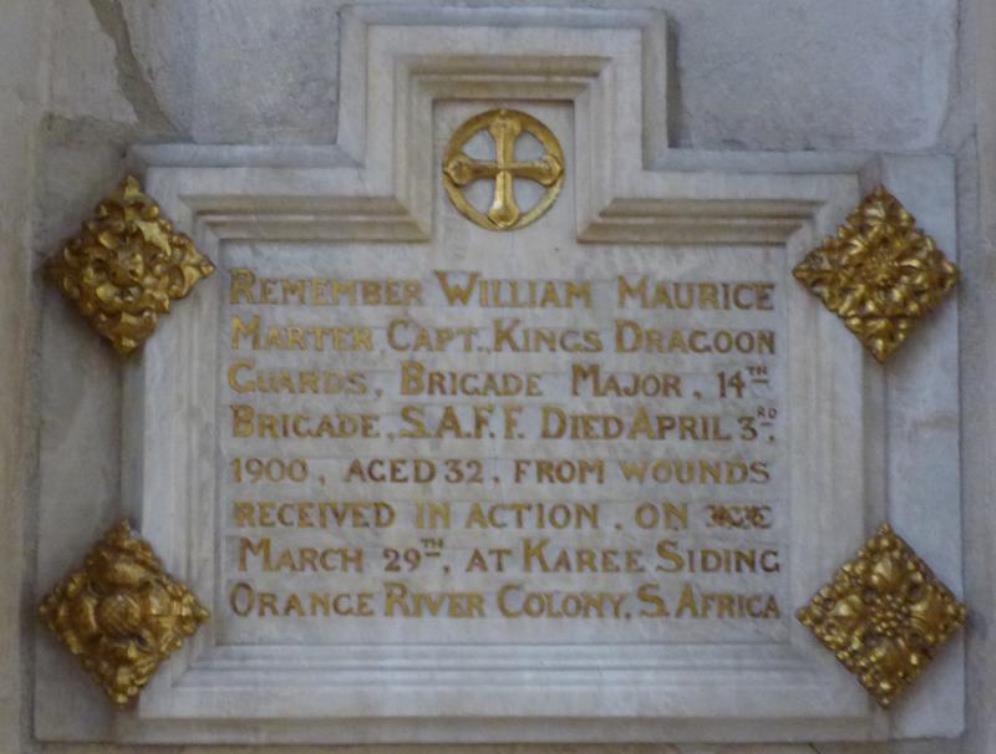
442 108 565 232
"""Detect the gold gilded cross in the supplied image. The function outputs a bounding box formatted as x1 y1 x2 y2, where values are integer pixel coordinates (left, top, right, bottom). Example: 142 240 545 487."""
442 109 565 231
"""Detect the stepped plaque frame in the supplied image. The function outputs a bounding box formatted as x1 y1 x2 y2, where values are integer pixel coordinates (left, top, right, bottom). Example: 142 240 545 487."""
34 5 962 745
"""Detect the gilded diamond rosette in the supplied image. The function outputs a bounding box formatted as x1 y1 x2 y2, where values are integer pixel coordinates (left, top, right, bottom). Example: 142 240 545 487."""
45 175 215 355
793 186 958 362
38 520 209 705
796 524 966 708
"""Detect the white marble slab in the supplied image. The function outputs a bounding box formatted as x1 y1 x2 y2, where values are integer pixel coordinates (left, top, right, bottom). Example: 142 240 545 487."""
33 4 962 745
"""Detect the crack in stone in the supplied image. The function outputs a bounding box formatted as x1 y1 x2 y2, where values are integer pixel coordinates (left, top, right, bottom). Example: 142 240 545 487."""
88 0 179 135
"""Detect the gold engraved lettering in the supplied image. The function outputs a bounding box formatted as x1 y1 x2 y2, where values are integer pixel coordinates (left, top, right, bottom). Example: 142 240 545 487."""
465 547 514 572
232 500 394 529
614 321 775 355
540 407 732 442
463 502 599 530
383 582 486 618
231 405 380 439
616 458 770 485
673 583 781 619
400 360 543 397
238 537 364 573
387 319 479 352
571 362 682 398
636 583 671 617
434 271 591 308
632 501 689 531
497 583 627 619
344 458 438 484
654 541 781 574
512 458 605 485
219 236 792 645
231 315 373 352
414 502 452 530
617 277 775 311
492 318 602 353
228 582 376 618
399 404 504 440
229 268 422 307
521 538 644 574
228 358 366 395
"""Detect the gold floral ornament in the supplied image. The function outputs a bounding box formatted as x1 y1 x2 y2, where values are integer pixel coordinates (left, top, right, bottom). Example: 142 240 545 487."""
797 523 966 708
45 175 215 355
793 186 958 362
38 520 209 705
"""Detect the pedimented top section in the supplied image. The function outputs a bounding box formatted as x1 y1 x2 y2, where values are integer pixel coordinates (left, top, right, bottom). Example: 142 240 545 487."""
333 3 837 244
333 3 672 241
336 4 669 199
137 4 854 247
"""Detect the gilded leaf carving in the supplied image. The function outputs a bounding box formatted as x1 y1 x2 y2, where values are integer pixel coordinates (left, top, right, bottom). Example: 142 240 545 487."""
38 521 209 705
793 187 958 362
796 523 966 707
45 175 215 355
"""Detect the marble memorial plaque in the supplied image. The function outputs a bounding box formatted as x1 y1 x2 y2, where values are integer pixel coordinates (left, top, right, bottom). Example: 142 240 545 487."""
220 203 788 648
35 5 963 746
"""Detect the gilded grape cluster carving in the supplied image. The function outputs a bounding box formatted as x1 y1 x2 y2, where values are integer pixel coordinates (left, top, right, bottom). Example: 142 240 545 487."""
793 187 958 362
45 175 215 355
38 521 209 705
796 524 966 707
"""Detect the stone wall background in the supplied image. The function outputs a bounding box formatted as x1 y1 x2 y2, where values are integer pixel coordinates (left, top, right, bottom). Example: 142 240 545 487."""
2 0 993 752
